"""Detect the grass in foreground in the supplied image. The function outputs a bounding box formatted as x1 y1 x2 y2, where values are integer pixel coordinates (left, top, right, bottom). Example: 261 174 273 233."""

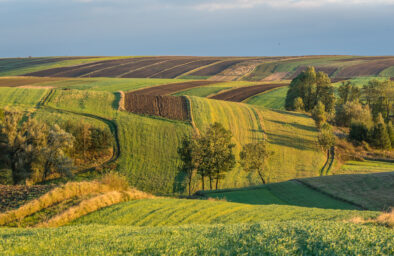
0 220 392 255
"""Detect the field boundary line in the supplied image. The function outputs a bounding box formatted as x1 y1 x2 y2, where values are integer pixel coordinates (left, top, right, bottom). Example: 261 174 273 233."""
293 179 367 210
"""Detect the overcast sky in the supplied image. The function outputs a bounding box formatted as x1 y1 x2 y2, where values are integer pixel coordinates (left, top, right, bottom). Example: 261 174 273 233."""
1 0 393 57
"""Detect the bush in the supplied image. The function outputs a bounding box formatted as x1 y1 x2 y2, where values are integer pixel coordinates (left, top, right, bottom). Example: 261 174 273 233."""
311 101 326 129
335 102 372 127
100 171 129 191
349 122 370 143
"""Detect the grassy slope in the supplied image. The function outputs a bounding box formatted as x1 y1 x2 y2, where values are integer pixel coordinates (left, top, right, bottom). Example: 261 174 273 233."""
190 97 325 188
201 180 358 210
74 198 376 226
1 220 392 255
300 172 394 211
246 86 288 109
0 76 188 92
45 89 193 194
0 87 48 108
334 160 394 175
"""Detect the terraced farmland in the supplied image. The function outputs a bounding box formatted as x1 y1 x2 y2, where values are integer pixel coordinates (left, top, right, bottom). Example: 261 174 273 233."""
130 80 222 95
209 83 286 102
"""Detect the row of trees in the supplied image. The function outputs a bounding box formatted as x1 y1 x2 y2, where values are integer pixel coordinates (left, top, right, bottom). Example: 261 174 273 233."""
0 109 113 185
178 123 270 195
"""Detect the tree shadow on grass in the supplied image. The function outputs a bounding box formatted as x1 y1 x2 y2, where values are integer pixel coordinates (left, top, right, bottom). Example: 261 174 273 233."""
112 92 121 110
266 119 318 133
270 109 310 119
265 132 317 151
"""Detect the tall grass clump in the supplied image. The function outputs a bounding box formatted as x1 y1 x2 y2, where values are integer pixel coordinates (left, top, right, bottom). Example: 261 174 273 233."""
38 189 154 227
0 172 131 226
349 208 394 228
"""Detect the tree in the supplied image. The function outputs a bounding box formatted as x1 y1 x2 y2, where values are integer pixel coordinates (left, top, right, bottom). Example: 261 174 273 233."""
201 123 236 190
387 121 394 148
335 101 373 127
239 140 271 184
370 114 391 150
177 137 196 196
0 110 74 184
338 81 361 104
317 123 336 169
180 123 236 191
311 101 326 129
349 122 370 143
285 67 335 113
293 97 304 112
362 79 393 121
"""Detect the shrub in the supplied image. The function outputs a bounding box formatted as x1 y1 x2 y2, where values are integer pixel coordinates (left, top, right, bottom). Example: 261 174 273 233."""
100 171 129 191
335 102 372 127
349 122 370 143
311 101 326 129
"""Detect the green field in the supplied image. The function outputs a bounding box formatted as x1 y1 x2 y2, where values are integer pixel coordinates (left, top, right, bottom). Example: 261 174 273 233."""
74 198 376 226
300 172 394 210
1 220 392 255
334 160 394 175
0 87 48 108
246 86 288 109
200 180 358 210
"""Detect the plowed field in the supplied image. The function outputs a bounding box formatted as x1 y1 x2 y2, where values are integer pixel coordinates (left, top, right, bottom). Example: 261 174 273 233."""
130 80 221 96
124 94 190 121
336 58 394 77
189 60 245 76
209 83 285 102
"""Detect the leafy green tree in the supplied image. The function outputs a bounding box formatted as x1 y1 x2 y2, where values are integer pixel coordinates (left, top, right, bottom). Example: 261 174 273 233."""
349 122 370 143
317 123 336 168
335 101 373 127
387 121 394 148
239 140 271 184
0 110 74 184
311 101 326 129
370 114 391 150
293 97 304 112
338 81 361 104
362 79 393 121
285 67 335 113
177 137 197 196
181 123 235 191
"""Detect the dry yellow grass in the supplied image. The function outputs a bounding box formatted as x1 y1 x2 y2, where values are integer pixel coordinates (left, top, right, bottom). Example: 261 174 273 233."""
0 181 114 226
348 208 394 228
38 189 154 227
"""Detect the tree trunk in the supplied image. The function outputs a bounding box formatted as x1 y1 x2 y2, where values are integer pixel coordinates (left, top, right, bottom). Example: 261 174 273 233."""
201 175 205 191
327 149 330 165
215 176 219 190
188 177 191 196
257 170 266 184
209 176 212 190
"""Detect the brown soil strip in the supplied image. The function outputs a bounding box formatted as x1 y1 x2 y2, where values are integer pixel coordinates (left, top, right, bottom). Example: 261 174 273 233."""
209 83 286 102
151 59 220 78
130 80 222 96
288 66 338 79
120 58 197 78
336 59 394 77
124 94 190 121
189 60 245 76
0 185 53 213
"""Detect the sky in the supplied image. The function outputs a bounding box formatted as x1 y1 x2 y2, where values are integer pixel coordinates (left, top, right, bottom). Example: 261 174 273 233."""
0 0 393 57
